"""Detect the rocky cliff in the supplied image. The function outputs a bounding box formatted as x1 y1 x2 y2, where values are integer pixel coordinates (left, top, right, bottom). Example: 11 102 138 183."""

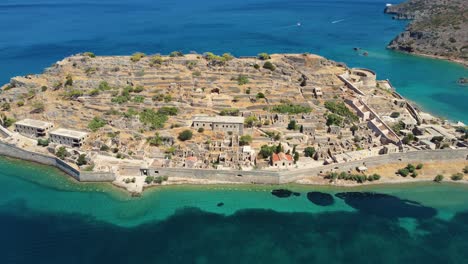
385 0 467 65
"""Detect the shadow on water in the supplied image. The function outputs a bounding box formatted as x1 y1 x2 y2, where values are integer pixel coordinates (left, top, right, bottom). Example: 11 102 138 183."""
306 192 334 206
335 192 437 219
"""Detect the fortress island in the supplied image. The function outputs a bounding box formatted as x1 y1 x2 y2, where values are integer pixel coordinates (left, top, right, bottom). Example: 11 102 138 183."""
0 52 467 194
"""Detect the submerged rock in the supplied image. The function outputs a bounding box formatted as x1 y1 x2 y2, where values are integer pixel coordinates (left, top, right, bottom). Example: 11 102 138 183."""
293 192 301 197
271 189 293 198
335 192 437 219
307 192 334 206
217 202 224 207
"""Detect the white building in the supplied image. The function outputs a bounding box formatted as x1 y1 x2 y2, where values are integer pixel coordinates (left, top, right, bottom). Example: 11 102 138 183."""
49 128 88 148
14 119 54 138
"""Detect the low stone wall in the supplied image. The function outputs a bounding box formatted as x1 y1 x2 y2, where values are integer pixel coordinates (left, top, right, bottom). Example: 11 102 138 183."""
0 141 115 182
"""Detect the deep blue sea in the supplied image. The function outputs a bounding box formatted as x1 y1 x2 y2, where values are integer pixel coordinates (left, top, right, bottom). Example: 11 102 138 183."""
0 0 467 121
1 1 468 263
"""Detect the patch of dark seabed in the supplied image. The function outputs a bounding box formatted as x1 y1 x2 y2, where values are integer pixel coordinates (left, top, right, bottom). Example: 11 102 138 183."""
335 192 437 219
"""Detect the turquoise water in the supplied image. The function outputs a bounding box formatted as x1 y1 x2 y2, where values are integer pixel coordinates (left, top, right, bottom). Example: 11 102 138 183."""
1 0 468 262
2 157 468 263
0 0 467 122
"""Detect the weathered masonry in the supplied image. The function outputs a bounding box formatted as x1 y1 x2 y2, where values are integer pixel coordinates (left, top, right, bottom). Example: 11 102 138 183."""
192 115 245 135
49 128 89 147
14 119 54 138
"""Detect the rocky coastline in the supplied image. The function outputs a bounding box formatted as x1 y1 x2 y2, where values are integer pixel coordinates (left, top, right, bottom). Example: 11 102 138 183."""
385 0 467 67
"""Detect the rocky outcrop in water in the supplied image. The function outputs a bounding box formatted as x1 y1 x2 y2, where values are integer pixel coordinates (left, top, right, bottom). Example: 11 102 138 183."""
385 0 467 65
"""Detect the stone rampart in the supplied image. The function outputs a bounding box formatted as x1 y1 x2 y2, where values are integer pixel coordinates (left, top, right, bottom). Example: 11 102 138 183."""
0 141 115 182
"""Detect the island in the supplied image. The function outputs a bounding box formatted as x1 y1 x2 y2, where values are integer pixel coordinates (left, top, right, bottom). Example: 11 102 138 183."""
0 51 467 194
385 0 467 66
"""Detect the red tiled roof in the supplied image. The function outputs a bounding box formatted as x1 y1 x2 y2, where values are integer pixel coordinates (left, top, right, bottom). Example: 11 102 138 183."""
272 152 293 162
186 156 198 162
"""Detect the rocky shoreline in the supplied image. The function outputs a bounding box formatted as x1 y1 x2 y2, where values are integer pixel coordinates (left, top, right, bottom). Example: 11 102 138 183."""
385 0 467 67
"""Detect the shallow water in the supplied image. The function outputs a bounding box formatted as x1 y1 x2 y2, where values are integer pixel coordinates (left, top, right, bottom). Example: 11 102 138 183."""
1 157 468 263
0 0 467 122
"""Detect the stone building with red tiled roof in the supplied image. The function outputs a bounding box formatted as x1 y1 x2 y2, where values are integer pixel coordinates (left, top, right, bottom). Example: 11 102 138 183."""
271 152 293 168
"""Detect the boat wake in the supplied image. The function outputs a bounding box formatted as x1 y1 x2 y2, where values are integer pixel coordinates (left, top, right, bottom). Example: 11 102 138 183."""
331 19 345 24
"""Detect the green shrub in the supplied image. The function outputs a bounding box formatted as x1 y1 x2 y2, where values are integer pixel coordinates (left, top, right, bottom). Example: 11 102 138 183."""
324 101 358 123
178 130 193 141
100 145 110 151
253 64 260 69
398 168 410 177
157 107 178 116
304 147 316 157
326 114 343 126
41 86 48 92
37 138 49 147
270 104 312 114
130 52 146 62
55 147 68 160
434 174 444 182
88 89 100 96
149 55 164 66
98 81 111 91
451 173 464 181
132 95 145 103
239 135 252 146
145 176 154 184
63 89 83 99
83 52 96 58
390 112 400 118
76 154 87 166
219 108 239 116
263 61 276 71
411 172 418 178
287 120 298 130
88 117 106 132
139 109 168 129
406 164 415 173
259 145 276 159
416 164 423 170
133 85 144 93
256 92 265 99
463 165 468 174
258 53 271 60
235 75 249 85
1 103 10 111
244 116 258 128
169 51 184 57
65 74 73 86
2 117 16 127
198 127 204 133
32 101 45 113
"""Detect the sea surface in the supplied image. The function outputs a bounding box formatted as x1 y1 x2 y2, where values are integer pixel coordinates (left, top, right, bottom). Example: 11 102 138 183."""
0 0 467 122
1 157 468 263
1 0 468 263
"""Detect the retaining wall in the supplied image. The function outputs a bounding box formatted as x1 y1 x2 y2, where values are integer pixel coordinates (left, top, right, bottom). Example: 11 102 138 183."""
0 141 115 182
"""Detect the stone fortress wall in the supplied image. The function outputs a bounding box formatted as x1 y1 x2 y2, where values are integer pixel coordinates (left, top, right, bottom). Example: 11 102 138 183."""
0 140 466 185
0 141 115 182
